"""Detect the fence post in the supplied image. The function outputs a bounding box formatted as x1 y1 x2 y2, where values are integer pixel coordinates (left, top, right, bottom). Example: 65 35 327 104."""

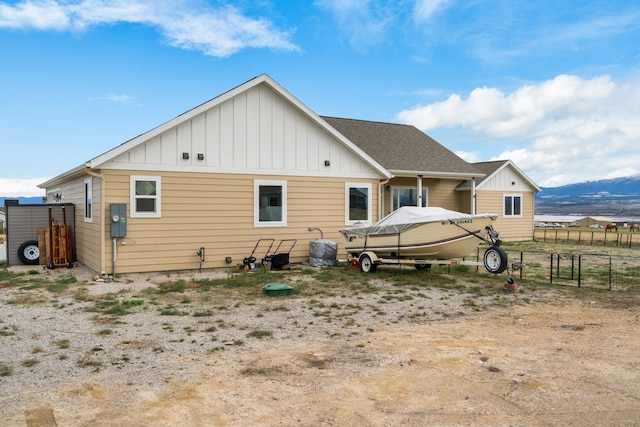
549 253 553 285
578 255 581 287
609 255 612 291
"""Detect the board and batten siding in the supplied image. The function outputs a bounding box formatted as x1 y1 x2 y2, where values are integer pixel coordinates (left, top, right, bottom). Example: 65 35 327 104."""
99 169 379 274
475 190 534 241
104 83 380 180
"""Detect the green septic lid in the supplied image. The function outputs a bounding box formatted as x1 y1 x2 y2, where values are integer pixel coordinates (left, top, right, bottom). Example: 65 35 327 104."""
263 283 294 291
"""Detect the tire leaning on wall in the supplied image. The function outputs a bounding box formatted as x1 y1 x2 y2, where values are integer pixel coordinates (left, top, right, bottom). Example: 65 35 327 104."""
17 240 40 265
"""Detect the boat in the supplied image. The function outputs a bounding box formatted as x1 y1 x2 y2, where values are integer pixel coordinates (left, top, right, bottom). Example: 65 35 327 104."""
339 206 507 274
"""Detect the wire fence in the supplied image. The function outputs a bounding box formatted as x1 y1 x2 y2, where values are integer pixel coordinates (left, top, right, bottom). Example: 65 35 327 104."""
533 228 640 249
490 248 640 291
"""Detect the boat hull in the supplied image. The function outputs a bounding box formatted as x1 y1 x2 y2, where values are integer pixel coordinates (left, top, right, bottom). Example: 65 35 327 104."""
341 216 495 259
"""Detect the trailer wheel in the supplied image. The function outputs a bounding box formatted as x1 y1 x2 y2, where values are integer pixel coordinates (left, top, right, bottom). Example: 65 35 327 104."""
415 264 432 270
359 254 377 273
18 240 40 265
483 246 508 274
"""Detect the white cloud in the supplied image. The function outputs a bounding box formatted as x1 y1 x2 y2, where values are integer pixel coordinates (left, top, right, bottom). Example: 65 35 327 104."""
454 150 481 163
397 74 640 187
315 0 395 48
87 94 136 104
0 177 49 197
0 0 298 57
413 0 451 22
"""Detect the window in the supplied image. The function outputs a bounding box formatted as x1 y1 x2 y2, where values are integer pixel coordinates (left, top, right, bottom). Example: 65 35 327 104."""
254 180 287 227
84 178 92 222
504 194 522 217
391 187 428 211
130 176 161 218
345 183 372 225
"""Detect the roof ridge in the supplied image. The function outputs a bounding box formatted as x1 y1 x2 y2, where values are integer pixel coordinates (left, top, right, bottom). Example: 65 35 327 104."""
321 116 412 127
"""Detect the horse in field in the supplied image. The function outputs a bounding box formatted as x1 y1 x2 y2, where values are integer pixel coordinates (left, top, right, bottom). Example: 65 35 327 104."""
630 224 640 232
605 223 618 232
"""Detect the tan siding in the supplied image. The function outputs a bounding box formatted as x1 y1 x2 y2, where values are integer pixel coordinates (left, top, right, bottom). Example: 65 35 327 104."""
99 170 379 274
476 190 534 241
55 175 102 272
383 178 469 215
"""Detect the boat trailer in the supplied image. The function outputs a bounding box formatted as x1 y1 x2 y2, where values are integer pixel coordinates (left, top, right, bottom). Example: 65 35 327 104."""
349 224 513 276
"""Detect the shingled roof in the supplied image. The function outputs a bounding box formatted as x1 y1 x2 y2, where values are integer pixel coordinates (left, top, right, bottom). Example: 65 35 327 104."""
321 116 482 178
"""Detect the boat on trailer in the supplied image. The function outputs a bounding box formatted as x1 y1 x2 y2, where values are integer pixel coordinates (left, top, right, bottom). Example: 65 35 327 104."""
339 206 508 274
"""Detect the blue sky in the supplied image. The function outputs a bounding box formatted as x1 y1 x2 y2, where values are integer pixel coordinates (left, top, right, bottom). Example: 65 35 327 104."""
1 0 639 196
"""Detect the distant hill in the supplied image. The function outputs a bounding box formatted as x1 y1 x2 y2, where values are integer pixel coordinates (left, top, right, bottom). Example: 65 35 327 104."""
536 175 640 216
1 196 43 207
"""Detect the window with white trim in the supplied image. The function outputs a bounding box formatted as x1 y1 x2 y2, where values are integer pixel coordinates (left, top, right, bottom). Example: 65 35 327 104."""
345 183 372 225
504 194 522 217
254 180 287 227
84 177 92 222
390 186 428 211
130 176 161 218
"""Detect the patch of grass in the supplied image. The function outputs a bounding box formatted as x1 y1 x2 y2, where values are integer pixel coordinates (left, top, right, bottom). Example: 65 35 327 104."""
240 365 283 376
22 358 40 367
55 339 70 349
98 329 113 335
159 306 188 316
193 310 213 317
0 325 18 336
246 329 273 339
0 363 13 376
156 281 187 294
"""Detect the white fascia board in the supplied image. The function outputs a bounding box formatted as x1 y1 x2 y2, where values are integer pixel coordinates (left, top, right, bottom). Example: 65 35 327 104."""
476 160 541 193
389 170 483 180
38 164 86 189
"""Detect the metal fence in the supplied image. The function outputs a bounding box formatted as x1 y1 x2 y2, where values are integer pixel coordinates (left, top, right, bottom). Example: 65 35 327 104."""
495 248 640 291
534 228 640 249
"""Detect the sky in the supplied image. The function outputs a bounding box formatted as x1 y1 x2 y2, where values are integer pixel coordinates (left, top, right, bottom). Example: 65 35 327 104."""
1 0 640 197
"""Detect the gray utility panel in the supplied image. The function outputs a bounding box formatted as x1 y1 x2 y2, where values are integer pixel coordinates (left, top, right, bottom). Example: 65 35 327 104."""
5 203 76 266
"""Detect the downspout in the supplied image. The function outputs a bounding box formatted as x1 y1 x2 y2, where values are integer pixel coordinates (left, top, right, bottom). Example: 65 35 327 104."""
417 175 423 207
84 167 106 274
378 179 390 220
471 177 476 215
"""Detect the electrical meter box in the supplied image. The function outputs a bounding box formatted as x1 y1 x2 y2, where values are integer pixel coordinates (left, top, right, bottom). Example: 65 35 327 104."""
110 203 127 237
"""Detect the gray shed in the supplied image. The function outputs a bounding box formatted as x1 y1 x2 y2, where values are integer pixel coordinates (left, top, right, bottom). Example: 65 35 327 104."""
5 203 75 266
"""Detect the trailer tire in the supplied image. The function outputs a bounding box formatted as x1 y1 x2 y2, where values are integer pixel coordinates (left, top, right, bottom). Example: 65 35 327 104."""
18 240 40 265
415 264 432 270
483 246 508 274
359 254 377 273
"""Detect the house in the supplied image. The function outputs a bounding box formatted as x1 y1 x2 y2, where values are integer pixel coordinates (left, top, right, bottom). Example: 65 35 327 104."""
465 160 541 241
39 74 538 274
322 120 540 241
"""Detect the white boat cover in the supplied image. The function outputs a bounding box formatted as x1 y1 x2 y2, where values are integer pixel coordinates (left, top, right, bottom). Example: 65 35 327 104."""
340 206 497 236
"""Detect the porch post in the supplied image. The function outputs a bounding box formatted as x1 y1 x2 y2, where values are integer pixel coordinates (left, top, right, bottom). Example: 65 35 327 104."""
417 175 423 207
471 177 476 214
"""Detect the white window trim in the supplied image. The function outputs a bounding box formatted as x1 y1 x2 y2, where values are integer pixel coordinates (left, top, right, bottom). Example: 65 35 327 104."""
130 175 161 218
84 177 92 223
345 182 372 225
254 180 287 227
504 193 523 218
389 185 429 211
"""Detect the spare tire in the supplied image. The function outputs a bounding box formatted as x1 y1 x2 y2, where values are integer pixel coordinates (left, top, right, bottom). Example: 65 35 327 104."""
483 246 508 274
18 240 40 265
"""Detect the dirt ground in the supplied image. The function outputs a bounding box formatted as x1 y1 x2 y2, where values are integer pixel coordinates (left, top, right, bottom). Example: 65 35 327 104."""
9 297 640 426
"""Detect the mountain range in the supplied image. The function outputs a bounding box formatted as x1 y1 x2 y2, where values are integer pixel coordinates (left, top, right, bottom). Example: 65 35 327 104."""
535 174 640 216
